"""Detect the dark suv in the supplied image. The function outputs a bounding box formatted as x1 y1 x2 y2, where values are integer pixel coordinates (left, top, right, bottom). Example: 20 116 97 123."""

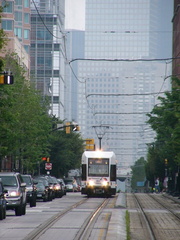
22 175 37 207
0 172 27 216
0 180 7 220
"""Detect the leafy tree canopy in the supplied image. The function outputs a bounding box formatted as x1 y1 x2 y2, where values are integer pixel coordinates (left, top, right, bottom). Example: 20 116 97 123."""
146 78 180 189
131 157 146 190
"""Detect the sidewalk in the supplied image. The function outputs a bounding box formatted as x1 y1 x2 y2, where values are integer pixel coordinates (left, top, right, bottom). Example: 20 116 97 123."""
106 192 127 240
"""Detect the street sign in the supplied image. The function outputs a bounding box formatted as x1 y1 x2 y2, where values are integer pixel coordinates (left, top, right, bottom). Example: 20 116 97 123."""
86 139 94 145
45 162 52 170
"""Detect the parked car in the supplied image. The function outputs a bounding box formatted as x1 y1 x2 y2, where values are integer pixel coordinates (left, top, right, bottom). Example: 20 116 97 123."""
21 175 37 207
44 176 56 199
0 179 7 220
36 181 48 202
0 172 26 216
57 178 66 195
46 176 63 198
33 176 53 201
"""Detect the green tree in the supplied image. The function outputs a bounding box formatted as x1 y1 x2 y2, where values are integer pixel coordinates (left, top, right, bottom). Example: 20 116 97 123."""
45 128 84 178
0 52 85 176
131 157 146 191
0 53 52 173
146 78 180 191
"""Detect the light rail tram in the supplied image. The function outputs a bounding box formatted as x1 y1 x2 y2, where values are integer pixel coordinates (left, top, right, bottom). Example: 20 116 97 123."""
81 151 117 197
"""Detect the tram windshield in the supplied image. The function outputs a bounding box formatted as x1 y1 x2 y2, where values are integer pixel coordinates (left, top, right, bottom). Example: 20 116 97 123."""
88 158 109 177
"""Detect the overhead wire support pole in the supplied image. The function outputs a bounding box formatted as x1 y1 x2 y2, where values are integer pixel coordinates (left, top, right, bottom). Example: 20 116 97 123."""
92 125 110 150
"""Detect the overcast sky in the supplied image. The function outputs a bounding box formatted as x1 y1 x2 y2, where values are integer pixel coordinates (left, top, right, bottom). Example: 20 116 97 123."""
65 0 85 30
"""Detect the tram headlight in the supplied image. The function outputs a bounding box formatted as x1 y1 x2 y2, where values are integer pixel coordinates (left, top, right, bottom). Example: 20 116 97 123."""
102 180 108 187
88 180 95 186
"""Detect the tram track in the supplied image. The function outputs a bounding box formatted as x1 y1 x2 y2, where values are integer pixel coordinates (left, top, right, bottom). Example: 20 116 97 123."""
74 198 110 240
23 197 112 240
133 194 156 240
132 193 180 240
149 193 180 221
23 198 88 240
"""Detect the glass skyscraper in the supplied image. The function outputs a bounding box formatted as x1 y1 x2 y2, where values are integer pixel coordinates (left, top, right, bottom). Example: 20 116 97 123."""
74 0 172 167
30 0 66 119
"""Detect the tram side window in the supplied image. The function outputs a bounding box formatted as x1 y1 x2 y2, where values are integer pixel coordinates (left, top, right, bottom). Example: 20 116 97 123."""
110 165 116 181
82 164 86 181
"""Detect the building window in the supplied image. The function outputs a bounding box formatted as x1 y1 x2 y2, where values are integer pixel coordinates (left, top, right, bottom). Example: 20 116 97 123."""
37 57 44 65
15 11 22 22
14 27 22 38
54 44 60 51
24 0 30 8
2 1 13 13
24 45 29 53
15 0 22 5
53 96 59 103
24 13 30 24
37 30 52 40
54 70 59 76
2 20 13 30
24 29 30 39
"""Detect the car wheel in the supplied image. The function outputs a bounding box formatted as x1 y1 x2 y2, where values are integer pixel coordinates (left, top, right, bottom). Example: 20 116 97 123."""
30 196 37 207
22 204 26 215
30 199 33 207
32 197 36 207
43 193 48 202
3 208 6 219
0 206 3 220
48 193 52 201
15 205 22 216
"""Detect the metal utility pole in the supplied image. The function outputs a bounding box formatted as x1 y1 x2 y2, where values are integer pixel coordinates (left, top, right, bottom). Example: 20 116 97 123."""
92 125 109 150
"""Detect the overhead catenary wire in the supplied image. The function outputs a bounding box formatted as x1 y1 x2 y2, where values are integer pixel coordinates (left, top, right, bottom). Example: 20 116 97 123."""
69 56 180 64
31 0 64 40
86 89 180 98
31 0 68 63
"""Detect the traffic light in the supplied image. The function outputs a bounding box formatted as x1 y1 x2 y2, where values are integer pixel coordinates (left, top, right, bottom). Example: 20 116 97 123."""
66 122 71 134
165 159 168 165
42 157 50 162
65 122 80 133
0 74 14 84
73 125 80 131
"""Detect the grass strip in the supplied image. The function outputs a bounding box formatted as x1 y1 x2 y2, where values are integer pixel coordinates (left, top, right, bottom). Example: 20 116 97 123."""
125 210 130 240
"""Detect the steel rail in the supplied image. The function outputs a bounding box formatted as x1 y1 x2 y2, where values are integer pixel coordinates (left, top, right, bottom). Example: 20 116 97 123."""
74 198 110 240
23 198 88 240
133 194 156 240
149 194 180 221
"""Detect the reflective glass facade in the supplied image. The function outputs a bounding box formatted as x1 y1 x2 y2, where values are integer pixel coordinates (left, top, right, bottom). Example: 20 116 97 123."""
76 0 172 167
30 0 65 118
